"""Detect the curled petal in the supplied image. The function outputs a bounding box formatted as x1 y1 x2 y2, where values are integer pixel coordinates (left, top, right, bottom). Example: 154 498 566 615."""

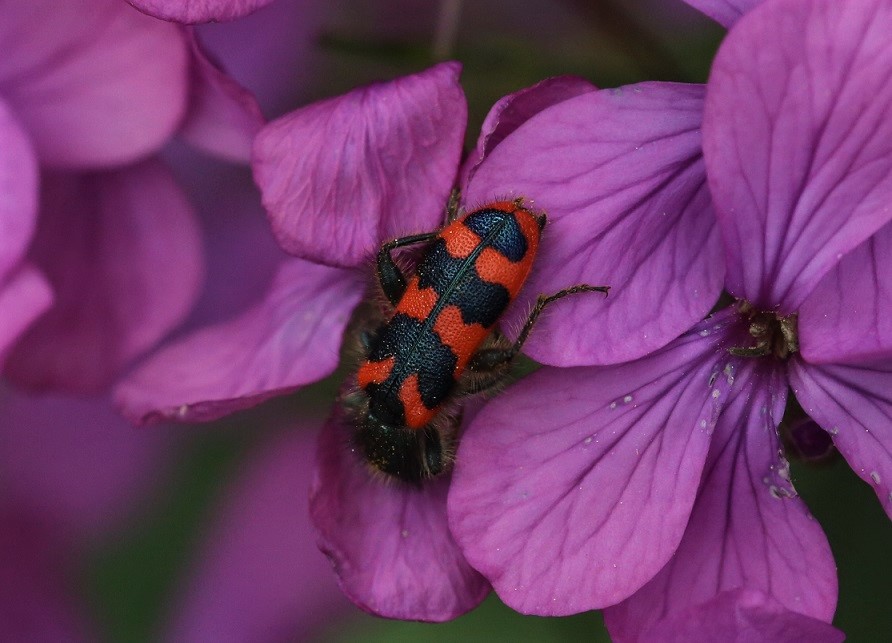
0 265 52 365
800 223 892 364
0 0 189 168
605 361 836 640
462 76 596 186
253 62 466 267
127 0 274 23
6 162 203 393
0 99 37 280
448 311 740 615
116 259 364 425
465 82 723 366
179 30 265 163
704 0 892 311
310 408 488 621
0 385 173 541
166 427 349 642
624 588 843 643
790 358 892 519
680 0 762 28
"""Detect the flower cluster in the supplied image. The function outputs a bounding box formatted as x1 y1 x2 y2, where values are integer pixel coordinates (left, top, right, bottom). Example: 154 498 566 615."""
451 1 891 640
0 0 266 636
9 0 886 638
0 0 267 394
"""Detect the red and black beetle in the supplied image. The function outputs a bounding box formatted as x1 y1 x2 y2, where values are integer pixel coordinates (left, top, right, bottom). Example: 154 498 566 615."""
342 198 608 483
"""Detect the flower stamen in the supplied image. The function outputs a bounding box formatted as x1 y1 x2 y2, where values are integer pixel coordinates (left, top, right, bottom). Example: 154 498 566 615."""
729 301 799 359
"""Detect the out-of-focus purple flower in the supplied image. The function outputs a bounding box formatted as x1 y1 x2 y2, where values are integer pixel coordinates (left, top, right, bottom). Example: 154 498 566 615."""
163 424 350 642
0 102 51 364
0 385 173 540
0 0 199 168
0 384 175 637
116 55 726 620
0 0 266 393
4 163 204 392
0 507 96 642
193 0 322 118
448 0 890 638
181 30 266 163
127 0 275 24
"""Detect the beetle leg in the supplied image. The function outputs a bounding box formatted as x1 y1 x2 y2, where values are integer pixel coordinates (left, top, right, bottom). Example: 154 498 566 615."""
376 232 437 306
445 188 462 223
509 284 610 356
469 284 610 373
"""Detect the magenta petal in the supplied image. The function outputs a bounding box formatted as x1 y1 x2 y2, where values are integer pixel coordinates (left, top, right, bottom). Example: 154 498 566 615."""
192 0 322 114
680 0 762 28
165 427 349 642
0 265 52 364
0 0 189 169
116 259 363 425
790 358 892 519
628 588 844 643
253 62 466 267
5 161 203 393
799 223 892 364
448 312 740 614
605 362 836 641
461 76 596 187
0 99 37 280
310 408 488 621
0 385 173 541
127 0 274 23
179 31 265 163
704 0 892 312
465 82 723 366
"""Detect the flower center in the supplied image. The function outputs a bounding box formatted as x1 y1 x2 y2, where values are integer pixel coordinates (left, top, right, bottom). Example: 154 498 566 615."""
728 301 799 359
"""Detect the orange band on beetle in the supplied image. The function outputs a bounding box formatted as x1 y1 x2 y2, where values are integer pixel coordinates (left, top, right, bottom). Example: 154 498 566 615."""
357 356 396 389
398 373 437 429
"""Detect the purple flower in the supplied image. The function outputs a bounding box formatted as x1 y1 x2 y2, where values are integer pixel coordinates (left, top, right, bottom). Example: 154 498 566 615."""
0 385 173 542
162 423 351 641
0 507 95 641
127 0 276 24
0 385 175 638
0 0 265 393
117 55 724 620
0 102 51 364
448 0 889 639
